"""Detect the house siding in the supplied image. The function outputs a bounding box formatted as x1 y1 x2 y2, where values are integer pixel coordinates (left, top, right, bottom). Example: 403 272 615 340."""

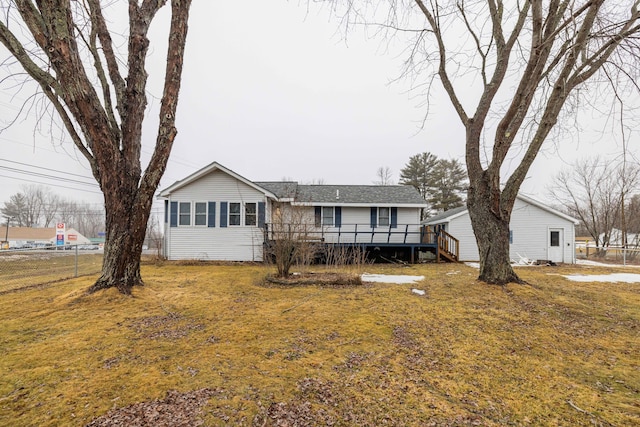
509 198 575 263
436 198 576 263
165 170 267 261
313 206 423 244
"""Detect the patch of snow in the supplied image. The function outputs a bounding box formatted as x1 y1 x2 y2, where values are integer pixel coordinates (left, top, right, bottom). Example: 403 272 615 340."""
411 289 426 296
360 274 425 284
564 273 640 283
577 259 640 268
465 262 480 269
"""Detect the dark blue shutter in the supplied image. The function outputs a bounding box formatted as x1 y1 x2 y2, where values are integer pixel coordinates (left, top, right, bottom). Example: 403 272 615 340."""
220 202 228 228
509 230 513 244
170 201 178 227
208 202 216 227
315 206 321 227
391 207 398 229
370 207 377 228
335 207 342 228
258 202 266 228
164 200 168 223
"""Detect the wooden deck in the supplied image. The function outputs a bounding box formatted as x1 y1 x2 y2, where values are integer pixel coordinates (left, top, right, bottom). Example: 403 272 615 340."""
264 224 459 263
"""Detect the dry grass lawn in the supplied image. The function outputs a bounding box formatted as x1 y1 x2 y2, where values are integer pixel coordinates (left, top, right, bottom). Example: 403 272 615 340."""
0 261 638 426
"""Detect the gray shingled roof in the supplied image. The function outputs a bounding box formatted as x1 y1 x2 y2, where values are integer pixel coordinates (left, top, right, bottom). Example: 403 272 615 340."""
422 205 468 224
255 182 298 199
256 182 426 205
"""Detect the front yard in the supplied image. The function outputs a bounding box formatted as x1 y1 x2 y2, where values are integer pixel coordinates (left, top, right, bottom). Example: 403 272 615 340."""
0 262 638 426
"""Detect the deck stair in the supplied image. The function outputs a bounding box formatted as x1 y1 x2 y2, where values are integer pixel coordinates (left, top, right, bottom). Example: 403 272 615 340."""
436 229 459 262
420 226 459 263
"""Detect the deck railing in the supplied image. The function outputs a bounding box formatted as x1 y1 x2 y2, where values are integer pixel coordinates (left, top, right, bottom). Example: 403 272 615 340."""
264 223 459 262
264 223 441 245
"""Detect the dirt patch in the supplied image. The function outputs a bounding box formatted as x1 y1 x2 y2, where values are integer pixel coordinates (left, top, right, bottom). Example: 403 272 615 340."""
128 313 204 340
85 388 220 427
264 272 363 287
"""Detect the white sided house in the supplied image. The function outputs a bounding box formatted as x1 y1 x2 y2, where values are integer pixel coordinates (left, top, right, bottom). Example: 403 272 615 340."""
423 195 578 264
158 162 432 262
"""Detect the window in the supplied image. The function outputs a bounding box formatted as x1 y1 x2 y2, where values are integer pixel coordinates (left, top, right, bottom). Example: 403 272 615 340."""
178 202 191 226
378 207 390 226
229 203 241 226
550 230 560 247
195 202 207 226
322 207 334 226
245 203 257 226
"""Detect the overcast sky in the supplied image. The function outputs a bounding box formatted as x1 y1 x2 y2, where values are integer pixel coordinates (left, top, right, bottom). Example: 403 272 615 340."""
0 1 637 220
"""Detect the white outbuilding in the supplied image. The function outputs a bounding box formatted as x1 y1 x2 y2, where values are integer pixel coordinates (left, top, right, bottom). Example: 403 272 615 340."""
423 195 579 264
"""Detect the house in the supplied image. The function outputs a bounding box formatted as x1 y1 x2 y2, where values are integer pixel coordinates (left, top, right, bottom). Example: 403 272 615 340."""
422 195 579 264
599 228 640 247
158 162 435 262
2 226 91 248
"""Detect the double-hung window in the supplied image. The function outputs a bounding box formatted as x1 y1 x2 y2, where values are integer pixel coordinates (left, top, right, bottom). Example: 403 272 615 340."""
245 203 257 226
322 207 334 226
378 207 390 227
178 202 191 226
229 203 241 226
194 202 207 226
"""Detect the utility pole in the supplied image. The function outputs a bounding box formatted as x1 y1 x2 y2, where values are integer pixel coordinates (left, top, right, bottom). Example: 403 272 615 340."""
3 216 10 249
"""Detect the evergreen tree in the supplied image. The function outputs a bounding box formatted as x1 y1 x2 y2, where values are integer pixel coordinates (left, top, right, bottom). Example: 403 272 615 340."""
399 152 467 216
427 159 467 213
399 152 439 201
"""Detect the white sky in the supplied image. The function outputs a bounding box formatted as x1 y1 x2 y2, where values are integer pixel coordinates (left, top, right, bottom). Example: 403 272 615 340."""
0 1 637 220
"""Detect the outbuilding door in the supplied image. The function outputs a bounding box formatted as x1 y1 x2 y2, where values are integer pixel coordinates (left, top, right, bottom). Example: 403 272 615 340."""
548 228 564 263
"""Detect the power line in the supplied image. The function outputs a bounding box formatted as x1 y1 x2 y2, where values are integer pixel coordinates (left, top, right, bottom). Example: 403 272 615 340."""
0 165 98 188
0 174 103 195
0 158 95 181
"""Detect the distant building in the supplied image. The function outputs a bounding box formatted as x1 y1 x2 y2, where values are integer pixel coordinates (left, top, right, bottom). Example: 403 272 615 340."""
2 226 91 248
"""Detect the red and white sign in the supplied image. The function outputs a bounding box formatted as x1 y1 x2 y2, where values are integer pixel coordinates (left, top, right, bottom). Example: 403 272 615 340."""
56 223 65 246
68 234 77 241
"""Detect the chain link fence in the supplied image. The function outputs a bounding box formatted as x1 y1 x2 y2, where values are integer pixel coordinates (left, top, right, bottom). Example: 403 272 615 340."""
576 243 640 266
0 245 104 294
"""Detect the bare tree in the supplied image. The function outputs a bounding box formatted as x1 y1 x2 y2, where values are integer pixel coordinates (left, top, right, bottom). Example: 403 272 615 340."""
145 214 164 259
0 1 192 294
265 203 320 277
550 157 640 255
41 191 60 228
20 185 44 227
73 203 105 238
551 158 621 255
374 166 394 185
326 1 640 284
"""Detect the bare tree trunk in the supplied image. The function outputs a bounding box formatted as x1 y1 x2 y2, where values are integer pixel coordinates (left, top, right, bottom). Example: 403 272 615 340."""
467 192 521 285
466 125 521 285
88 188 150 294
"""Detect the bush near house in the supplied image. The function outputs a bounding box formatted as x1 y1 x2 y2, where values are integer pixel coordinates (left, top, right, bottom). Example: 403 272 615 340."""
0 262 638 426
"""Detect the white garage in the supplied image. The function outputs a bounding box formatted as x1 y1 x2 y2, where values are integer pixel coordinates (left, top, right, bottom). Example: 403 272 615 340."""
423 195 578 263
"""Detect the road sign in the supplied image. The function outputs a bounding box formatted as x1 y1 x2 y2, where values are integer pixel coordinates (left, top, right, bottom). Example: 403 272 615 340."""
56 223 65 246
